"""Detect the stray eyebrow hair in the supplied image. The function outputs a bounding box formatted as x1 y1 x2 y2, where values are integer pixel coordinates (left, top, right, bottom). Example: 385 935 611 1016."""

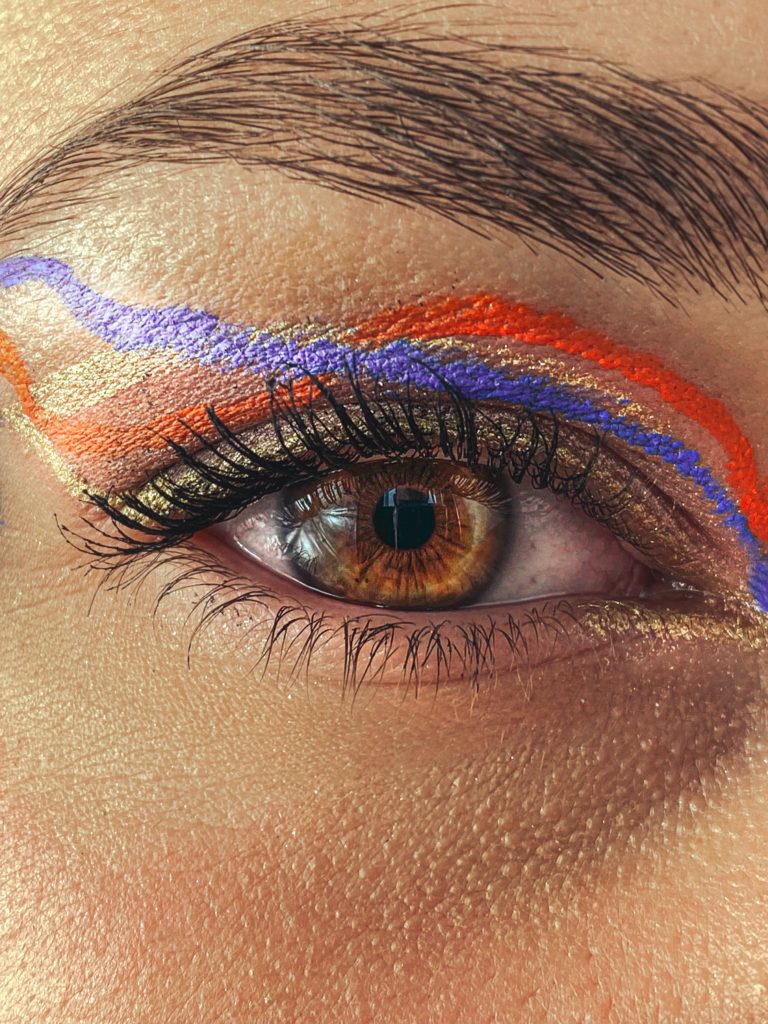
1 12 767 303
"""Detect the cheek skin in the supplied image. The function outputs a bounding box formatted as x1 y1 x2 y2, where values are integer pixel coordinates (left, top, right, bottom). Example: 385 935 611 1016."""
2 428 768 1021
3 657 768 1024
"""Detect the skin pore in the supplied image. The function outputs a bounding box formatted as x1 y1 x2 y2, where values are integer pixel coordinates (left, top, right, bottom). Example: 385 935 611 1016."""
1 1 767 1021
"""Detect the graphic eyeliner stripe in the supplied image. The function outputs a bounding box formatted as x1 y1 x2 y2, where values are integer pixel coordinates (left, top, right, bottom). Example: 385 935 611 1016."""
1 256 767 609
2 256 766 537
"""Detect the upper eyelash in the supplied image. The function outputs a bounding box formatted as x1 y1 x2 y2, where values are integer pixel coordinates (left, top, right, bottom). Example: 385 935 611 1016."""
75 366 620 562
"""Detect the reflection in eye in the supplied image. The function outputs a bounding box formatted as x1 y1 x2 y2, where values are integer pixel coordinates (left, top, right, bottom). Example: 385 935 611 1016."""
220 459 648 609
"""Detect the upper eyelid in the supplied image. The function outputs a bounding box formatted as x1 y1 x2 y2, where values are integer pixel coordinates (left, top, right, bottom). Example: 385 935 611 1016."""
67 394 692 588
1 255 768 609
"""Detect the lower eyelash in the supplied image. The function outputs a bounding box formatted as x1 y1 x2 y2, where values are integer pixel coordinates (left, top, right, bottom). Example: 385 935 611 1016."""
59 526 572 692
59 529 765 697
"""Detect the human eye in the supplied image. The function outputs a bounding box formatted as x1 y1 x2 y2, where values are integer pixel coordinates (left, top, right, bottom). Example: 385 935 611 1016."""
216 455 643 610
2 256 765 693
5 8 768 1017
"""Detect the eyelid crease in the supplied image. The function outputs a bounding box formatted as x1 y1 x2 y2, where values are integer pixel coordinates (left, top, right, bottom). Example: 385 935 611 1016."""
1 255 768 609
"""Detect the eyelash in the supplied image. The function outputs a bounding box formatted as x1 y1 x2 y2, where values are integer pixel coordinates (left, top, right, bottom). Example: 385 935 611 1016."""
76 535 601 694
74 366 624 560
55 357 762 694
55 365 659 690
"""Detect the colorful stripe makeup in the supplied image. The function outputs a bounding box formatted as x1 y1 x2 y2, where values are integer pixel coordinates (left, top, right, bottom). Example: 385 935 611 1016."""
1 254 768 613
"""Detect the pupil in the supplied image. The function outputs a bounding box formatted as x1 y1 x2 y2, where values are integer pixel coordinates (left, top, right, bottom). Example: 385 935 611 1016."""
372 486 436 550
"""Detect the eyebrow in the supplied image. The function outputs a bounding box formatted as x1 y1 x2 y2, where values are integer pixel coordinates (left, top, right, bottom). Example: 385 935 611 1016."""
1 14 767 303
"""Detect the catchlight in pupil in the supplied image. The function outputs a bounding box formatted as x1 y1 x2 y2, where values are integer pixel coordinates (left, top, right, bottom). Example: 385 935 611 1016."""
373 486 437 550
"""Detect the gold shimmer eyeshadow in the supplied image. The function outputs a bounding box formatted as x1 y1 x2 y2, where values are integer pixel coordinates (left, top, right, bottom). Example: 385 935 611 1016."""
28 349 180 417
1 255 768 611
581 599 768 648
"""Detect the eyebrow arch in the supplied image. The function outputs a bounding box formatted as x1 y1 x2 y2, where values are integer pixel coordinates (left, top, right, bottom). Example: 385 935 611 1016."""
0 13 767 304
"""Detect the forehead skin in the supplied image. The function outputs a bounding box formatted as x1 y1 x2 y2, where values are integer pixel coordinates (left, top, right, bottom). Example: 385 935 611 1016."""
1 2 767 1023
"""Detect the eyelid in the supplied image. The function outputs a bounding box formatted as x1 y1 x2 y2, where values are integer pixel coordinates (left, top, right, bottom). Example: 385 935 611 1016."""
67 522 768 693
2 255 768 609
78 381 745 618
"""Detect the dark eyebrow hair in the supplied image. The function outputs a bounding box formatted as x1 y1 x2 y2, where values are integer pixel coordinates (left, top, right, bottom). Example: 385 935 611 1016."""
1 13 768 303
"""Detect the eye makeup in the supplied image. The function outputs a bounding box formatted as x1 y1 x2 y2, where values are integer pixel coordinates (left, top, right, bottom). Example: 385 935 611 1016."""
1 254 767 614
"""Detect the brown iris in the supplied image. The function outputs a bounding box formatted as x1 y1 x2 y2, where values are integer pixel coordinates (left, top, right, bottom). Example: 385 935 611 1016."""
279 460 513 608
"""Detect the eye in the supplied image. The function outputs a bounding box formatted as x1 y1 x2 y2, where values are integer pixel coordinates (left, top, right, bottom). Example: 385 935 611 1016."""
51 355 764 687
86 379 741 623
5 256 765 690
217 458 649 609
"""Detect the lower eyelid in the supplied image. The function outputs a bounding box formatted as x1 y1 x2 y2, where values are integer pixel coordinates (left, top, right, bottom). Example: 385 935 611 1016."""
130 532 765 694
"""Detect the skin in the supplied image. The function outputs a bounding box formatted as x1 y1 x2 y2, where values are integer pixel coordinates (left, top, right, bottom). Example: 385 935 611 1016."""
1 1 767 1021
